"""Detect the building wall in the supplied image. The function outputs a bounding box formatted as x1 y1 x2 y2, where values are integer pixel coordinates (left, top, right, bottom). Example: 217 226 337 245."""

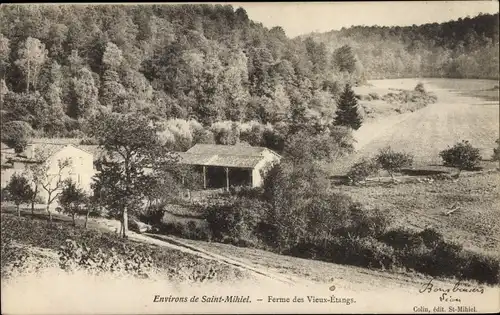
38 146 95 202
1 145 96 206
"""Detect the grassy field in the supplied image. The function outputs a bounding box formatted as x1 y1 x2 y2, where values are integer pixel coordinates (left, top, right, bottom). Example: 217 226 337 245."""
328 78 500 259
332 78 500 175
332 171 500 256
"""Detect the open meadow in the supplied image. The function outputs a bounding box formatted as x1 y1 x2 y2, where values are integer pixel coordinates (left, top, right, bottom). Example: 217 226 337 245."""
333 78 499 174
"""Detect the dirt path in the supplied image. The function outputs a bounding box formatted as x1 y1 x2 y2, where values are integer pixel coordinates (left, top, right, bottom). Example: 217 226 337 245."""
92 217 307 286
353 79 499 165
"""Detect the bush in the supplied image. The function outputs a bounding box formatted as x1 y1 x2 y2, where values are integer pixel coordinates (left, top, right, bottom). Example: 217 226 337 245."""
318 236 396 270
347 158 380 184
492 139 500 161
368 92 380 100
205 197 268 246
414 82 426 93
439 140 481 174
459 251 500 285
379 228 425 250
375 146 414 178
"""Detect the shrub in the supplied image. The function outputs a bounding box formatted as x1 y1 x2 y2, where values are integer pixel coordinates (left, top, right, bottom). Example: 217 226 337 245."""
414 82 426 93
368 92 380 100
439 140 481 175
418 228 444 249
229 185 264 200
375 146 414 179
379 228 425 251
347 158 380 184
492 139 500 161
459 251 500 285
205 197 268 246
320 236 396 270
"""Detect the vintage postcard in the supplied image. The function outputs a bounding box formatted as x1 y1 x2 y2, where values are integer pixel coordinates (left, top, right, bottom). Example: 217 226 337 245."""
1 1 499 314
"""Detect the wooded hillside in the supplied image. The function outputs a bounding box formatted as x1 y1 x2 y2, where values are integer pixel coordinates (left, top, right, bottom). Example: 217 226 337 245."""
0 4 497 139
302 13 499 79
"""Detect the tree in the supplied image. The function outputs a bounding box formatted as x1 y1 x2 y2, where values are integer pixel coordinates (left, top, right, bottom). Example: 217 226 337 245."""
58 179 88 226
0 78 7 107
1 120 33 153
28 147 73 222
375 146 414 180
333 45 356 73
0 33 10 106
69 67 99 119
5 173 34 217
334 84 362 130
100 69 127 112
15 37 48 92
102 42 123 71
87 112 178 238
439 140 481 176
0 33 10 80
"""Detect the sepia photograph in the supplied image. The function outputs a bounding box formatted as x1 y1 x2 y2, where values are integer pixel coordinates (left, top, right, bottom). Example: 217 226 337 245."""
0 1 499 314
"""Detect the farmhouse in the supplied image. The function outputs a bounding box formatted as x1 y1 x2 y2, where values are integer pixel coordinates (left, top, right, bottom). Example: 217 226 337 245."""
178 144 281 189
1 142 96 201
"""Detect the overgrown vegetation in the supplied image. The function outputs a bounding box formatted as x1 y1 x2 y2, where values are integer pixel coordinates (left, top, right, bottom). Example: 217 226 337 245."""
139 160 500 285
382 83 438 111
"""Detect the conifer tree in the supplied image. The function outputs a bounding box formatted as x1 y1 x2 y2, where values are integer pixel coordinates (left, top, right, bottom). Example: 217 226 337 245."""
334 84 362 130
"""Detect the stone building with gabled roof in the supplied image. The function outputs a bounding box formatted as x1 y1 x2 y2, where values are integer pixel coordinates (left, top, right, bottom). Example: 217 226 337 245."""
178 144 281 189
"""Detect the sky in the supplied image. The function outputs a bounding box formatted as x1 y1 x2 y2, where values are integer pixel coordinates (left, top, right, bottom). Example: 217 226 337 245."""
230 1 499 38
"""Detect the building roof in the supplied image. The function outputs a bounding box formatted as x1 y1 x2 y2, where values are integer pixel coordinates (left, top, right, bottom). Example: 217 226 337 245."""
8 144 93 163
178 144 280 169
185 144 275 157
178 153 263 168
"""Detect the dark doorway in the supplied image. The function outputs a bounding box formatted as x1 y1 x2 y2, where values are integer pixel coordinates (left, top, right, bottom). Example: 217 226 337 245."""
206 166 226 188
230 168 252 187
205 167 252 189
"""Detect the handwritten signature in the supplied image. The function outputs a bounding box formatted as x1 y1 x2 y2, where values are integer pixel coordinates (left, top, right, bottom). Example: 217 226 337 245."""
419 278 484 294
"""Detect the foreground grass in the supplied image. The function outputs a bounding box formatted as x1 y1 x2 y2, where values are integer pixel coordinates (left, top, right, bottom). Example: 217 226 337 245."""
0 212 248 283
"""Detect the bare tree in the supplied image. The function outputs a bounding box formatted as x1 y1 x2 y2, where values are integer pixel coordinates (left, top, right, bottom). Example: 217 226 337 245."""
28 147 72 222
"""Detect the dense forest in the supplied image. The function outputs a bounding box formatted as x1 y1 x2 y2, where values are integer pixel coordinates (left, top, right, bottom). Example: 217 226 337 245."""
304 13 499 79
0 4 498 144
